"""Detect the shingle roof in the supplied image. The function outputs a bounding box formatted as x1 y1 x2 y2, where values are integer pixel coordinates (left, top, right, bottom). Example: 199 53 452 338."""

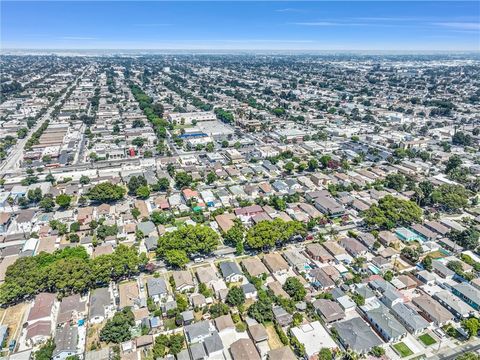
333 317 383 353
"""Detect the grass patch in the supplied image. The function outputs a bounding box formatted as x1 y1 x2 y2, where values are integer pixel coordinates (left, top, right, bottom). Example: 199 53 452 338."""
393 342 414 358
418 333 437 346
164 318 178 330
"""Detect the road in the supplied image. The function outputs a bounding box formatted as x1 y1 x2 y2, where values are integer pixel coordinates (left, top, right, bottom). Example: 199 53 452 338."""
0 68 86 175
428 339 480 360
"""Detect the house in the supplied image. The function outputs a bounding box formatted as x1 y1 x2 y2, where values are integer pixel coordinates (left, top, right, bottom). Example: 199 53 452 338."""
267 281 290 299
89 287 113 324
184 320 211 343
215 213 236 233
378 231 400 247
391 303 429 335
282 249 309 271
364 305 407 342
214 314 235 333
0 213 12 233
52 324 79 360
309 267 335 290
357 232 377 250
219 261 244 283
146 277 168 302
413 295 454 326
203 331 224 358
272 306 293 326
305 243 333 262
57 294 86 325
312 299 345 323
242 257 268 277
242 283 257 300
172 271 195 292
27 293 56 323
118 282 139 309
230 338 261 360
417 270 436 285
332 317 383 354
267 346 296 360
339 237 368 257
26 321 51 347
248 323 268 343
196 267 219 287
432 260 455 279
313 194 345 217
262 253 289 275
452 283 480 310
425 220 450 236
434 290 475 319
290 321 338 358
411 224 437 241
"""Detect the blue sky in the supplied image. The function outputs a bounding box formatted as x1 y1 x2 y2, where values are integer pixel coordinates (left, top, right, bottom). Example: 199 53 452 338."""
2 1 479 51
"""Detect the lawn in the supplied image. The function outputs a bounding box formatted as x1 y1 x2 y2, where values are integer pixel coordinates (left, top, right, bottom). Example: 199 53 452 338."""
393 342 414 358
418 333 437 346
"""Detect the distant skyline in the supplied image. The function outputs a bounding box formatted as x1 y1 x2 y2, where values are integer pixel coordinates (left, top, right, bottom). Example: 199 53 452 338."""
2 1 479 51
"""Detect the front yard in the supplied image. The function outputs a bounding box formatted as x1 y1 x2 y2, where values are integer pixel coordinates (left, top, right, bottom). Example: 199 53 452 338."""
418 333 437 346
393 342 414 358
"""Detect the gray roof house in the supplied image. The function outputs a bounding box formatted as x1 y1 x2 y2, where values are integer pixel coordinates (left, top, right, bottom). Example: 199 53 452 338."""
272 306 293 327
88 287 112 323
146 277 168 301
332 317 383 353
452 282 480 311
52 324 79 359
219 261 244 283
391 303 429 335
434 290 475 319
203 331 223 357
364 305 407 343
185 320 211 343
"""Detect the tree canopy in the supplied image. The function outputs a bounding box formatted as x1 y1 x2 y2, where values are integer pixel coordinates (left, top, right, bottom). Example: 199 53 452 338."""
100 308 135 343
156 225 220 267
245 219 306 250
0 245 146 304
363 195 422 229
87 182 125 203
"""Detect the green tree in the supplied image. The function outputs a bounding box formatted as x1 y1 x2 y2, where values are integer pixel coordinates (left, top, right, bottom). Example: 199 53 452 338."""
284 161 295 173
364 195 422 229
283 277 306 301
421 255 433 271
462 317 480 339
80 175 91 185
226 286 246 307
318 348 333 360
136 185 150 199
174 171 193 189
206 172 217 185
369 346 385 358
164 249 190 268
39 195 55 212
100 308 135 343
157 225 220 263
34 338 55 360
384 173 406 192
55 194 72 208
87 182 125 203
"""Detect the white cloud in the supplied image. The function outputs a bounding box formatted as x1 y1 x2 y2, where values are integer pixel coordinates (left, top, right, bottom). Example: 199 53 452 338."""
433 22 480 30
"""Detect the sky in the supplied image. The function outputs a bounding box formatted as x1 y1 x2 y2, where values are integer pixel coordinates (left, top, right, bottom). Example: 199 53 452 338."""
1 1 479 51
